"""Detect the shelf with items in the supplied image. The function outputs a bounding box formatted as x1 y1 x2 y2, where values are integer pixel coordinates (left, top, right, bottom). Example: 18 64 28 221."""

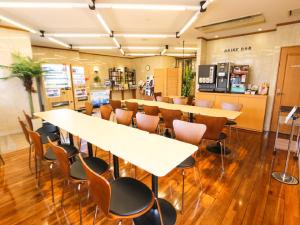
108 67 136 90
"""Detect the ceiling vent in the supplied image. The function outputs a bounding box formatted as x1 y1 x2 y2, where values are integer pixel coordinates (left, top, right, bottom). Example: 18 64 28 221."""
289 8 300 17
195 13 265 33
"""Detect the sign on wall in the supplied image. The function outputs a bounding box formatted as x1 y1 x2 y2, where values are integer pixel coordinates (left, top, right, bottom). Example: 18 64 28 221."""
224 46 252 53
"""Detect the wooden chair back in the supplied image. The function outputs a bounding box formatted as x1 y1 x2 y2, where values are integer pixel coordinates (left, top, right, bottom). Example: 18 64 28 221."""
115 109 133 126
85 102 94 116
136 112 159 133
79 154 111 216
173 97 187 105
100 105 113 120
154 92 162 100
143 95 154 101
173 120 206 146
48 140 70 180
143 105 160 116
125 101 138 117
23 110 33 130
109 99 121 112
160 108 182 129
28 129 44 160
18 117 30 144
156 96 170 103
195 99 214 108
220 102 243 112
194 115 227 140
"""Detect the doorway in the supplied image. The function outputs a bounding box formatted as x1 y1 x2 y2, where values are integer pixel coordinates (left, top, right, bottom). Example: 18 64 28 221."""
270 46 300 132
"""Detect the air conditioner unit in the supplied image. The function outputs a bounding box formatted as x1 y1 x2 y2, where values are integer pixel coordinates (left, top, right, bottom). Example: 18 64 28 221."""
195 13 265 33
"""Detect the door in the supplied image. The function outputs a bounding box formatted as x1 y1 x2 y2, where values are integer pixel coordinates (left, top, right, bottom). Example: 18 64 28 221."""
271 46 300 132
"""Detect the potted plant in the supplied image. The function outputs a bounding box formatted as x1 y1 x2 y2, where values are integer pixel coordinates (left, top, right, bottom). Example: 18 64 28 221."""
182 65 195 97
0 53 45 116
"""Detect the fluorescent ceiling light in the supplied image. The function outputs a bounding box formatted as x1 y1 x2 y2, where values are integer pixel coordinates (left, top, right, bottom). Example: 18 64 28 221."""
124 46 161 50
126 53 157 56
73 46 116 50
166 53 195 57
112 37 121 49
161 48 167 55
0 14 37 33
47 37 70 48
96 13 112 35
120 48 125 55
115 33 176 38
45 33 109 38
178 11 200 37
95 3 199 11
0 2 86 8
174 47 198 51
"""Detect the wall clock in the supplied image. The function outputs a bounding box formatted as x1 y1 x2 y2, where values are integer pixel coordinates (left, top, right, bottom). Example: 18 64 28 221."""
145 65 150 71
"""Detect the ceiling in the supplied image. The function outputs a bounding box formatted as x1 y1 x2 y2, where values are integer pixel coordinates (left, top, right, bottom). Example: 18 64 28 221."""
0 0 299 57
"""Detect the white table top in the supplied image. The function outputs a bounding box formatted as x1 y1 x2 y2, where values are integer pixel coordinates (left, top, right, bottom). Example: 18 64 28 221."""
34 109 198 177
123 99 241 120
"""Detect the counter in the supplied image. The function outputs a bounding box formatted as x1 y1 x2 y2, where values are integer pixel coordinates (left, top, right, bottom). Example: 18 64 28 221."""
195 92 268 132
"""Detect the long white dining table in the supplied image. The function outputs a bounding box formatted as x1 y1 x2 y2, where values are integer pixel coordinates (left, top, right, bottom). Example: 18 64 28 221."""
123 98 242 120
35 109 198 224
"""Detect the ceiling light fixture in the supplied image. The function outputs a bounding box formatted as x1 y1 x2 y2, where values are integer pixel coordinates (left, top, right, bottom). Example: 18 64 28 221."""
96 13 112 35
0 2 86 8
112 37 121 49
0 14 37 33
174 47 197 50
73 46 116 50
258 28 262 31
114 33 176 38
124 46 161 50
161 45 169 55
47 37 70 48
214 35 219 38
176 0 210 37
126 53 157 56
120 48 125 56
95 3 200 11
45 33 109 37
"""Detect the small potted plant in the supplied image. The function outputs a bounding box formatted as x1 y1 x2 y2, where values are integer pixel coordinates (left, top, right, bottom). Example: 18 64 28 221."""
182 66 195 99
0 53 46 116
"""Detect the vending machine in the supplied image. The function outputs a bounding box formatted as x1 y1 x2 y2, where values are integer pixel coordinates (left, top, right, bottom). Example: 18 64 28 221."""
215 62 234 92
71 66 89 110
41 64 74 110
230 65 249 93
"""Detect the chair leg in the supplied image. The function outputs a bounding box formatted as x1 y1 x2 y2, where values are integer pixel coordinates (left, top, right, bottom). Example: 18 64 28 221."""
219 141 225 174
61 180 66 207
35 156 38 180
0 154 4 165
49 163 55 203
181 169 185 214
93 205 98 225
155 198 165 225
28 143 32 168
78 183 82 225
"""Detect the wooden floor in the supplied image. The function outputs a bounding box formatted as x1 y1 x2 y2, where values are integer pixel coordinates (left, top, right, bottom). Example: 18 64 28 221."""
0 131 299 225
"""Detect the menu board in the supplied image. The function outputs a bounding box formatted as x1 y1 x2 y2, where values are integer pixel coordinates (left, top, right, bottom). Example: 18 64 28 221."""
72 66 85 86
42 64 71 89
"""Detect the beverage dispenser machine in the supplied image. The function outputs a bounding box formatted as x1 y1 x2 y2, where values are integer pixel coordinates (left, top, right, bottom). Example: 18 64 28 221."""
230 65 249 93
198 64 217 92
216 62 233 92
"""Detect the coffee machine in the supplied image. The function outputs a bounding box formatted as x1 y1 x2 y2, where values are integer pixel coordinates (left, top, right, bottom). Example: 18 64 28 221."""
216 62 233 92
198 64 217 92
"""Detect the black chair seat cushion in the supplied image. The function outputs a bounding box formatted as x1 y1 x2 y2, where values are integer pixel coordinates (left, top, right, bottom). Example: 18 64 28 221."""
44 144 78 161
226 120 237 126
177 156 195 168
70 157 108 180
37 125 58 135
110 177 153 216
219 132 227 141
41 132 60 144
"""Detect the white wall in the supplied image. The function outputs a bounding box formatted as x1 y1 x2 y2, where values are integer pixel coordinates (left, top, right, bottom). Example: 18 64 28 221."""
196 23 300 131
0 27 36 136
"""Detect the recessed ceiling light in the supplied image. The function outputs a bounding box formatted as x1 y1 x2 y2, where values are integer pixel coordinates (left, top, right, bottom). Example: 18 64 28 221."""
214 35 219 38
258 28 262 31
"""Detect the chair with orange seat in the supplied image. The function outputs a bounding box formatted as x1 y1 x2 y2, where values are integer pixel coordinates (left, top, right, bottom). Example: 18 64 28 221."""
125 101 139 126
194 99 214 108
173 97 187 105
100 105 113 120
156 96 170 103
115 109 134 126
159 108 182 138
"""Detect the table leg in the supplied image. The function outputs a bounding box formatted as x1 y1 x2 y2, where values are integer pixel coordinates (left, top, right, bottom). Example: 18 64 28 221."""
69 133 74 146
113 155 119 179
189 112 193 122
87 142 93 157
133 174 177 225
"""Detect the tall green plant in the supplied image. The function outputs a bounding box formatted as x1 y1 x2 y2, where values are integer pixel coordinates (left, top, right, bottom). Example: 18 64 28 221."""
182 66 195 97
0 53 45 116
